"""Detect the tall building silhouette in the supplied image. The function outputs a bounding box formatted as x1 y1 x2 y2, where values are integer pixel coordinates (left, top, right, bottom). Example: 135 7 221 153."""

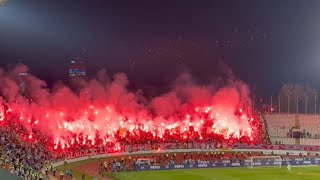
69 48 87 77
18 72 30 95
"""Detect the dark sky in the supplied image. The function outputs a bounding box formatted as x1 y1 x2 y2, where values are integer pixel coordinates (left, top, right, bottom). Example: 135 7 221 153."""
1 0 320 98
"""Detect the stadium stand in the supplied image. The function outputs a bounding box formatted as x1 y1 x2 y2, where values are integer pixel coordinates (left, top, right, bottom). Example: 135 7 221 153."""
0 124 52 180
3 113 320 179
265 114 320 145
299 115 320 139
265 114 296 138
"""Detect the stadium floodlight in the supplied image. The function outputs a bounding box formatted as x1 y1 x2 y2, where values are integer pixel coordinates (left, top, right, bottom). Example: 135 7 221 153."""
246 156 282 168
0 0 8 6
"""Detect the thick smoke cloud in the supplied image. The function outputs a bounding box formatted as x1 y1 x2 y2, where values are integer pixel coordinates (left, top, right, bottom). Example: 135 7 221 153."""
0 64 258 148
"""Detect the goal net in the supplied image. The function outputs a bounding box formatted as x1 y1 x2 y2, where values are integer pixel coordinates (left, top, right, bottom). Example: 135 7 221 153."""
245 156 282 168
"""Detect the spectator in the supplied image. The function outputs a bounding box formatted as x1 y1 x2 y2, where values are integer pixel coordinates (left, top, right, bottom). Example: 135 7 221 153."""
60 170 64 180
0 124 53 180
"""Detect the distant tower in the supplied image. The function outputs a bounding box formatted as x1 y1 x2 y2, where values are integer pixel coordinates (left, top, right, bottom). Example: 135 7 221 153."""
18 72 30 94
69 48 87 77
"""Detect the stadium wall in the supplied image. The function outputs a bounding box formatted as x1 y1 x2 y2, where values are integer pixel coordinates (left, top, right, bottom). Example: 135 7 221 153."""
135 158 319 170
52 147 316 168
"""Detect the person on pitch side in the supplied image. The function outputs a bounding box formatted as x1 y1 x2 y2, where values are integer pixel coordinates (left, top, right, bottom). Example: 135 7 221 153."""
287 163 292 173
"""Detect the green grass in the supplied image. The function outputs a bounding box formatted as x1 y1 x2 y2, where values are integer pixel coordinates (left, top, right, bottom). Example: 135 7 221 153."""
56 153 320 180
109 166 320 180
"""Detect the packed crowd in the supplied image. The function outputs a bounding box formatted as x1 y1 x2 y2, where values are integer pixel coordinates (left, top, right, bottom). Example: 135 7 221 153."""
0 119 53 180
0 104 267 180
0 135 49 179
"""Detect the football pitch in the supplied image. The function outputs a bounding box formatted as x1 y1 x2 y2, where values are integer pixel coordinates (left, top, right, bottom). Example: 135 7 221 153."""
110 166 320 180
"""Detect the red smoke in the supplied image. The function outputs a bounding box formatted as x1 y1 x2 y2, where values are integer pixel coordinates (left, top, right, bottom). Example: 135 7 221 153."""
0 64 262 151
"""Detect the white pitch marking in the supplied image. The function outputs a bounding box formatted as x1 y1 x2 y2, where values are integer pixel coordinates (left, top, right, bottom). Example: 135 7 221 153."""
119 173 138 180
183 170 217 180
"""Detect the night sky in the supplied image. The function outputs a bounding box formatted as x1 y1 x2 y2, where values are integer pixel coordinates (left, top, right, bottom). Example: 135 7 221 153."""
1 0 320 98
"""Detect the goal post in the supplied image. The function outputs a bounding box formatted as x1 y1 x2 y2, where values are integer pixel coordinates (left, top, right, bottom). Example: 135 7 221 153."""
246 156 282 168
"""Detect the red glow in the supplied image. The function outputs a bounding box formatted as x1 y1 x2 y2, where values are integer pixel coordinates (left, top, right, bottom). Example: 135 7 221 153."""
0 68 263 151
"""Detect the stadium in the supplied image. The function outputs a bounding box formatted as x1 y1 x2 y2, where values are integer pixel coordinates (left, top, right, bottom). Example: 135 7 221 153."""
0 70 320 180
50 113 320 180
2 1 320 180
47 114 318 180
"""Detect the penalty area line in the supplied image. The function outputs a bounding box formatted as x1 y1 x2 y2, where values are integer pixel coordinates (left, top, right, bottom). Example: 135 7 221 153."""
183 170 217 180
119 173 138 180
292 165 319 168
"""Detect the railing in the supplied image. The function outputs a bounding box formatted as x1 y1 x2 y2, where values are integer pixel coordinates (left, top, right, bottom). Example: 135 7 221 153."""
52 142 320 166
